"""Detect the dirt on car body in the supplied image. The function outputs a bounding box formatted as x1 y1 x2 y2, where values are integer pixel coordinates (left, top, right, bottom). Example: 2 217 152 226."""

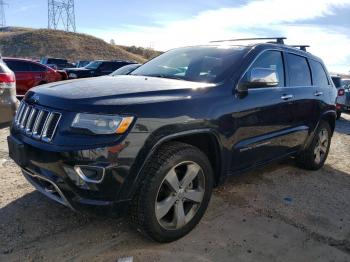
1 115 350 262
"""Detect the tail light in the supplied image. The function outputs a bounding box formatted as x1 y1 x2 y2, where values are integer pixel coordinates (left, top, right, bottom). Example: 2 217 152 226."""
338 88 345 96
0 72 16 89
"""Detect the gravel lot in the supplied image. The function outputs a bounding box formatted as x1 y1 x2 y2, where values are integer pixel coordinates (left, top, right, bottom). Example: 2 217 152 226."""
0 115 349 262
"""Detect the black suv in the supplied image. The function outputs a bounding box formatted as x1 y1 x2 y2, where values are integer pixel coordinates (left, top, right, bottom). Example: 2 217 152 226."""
40 57 69 70
64 60 136 79
8 38 337 242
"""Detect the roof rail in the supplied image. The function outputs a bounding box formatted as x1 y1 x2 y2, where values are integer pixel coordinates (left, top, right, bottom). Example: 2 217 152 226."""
290 45 310 52
210 37 286 44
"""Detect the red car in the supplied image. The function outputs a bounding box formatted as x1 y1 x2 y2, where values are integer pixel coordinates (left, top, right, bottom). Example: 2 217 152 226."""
3 58 64 96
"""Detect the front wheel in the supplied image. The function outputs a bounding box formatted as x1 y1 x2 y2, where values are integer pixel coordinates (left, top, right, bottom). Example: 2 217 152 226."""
296 121 331 170
130 142 213 242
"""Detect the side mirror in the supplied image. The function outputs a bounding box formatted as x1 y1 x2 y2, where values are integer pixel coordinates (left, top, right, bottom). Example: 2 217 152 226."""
237 68 279 92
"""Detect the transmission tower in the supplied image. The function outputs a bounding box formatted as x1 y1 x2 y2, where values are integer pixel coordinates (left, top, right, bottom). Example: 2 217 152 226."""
48 0 76 32
0 0 7 27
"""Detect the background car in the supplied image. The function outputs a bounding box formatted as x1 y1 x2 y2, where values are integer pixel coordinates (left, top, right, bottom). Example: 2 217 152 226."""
4 58 63 97
75 60 91 68
110 63 141 76
332 75 350 119
40 57 69 70
0 59 18 128
65 60 137 79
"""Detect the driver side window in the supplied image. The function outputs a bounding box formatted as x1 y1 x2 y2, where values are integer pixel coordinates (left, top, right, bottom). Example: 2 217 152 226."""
244 51 285 87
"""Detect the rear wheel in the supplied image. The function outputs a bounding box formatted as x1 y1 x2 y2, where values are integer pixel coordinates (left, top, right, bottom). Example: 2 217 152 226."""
130 142 213 242
296 121 331 170
336 111 341 120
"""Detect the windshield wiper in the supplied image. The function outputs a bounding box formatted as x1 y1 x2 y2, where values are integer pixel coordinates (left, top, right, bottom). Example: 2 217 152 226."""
148 74 184 81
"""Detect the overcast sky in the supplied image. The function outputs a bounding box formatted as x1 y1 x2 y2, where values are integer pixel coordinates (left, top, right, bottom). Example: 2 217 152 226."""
6 0 350 73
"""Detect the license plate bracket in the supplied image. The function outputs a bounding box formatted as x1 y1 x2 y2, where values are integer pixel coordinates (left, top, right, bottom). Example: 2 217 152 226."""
7 136 28 167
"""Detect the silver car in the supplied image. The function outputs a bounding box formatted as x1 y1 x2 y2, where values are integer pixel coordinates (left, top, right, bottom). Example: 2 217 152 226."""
0 59 18 128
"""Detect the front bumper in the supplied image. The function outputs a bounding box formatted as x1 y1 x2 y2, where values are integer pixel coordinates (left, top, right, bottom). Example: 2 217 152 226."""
8 134 140 217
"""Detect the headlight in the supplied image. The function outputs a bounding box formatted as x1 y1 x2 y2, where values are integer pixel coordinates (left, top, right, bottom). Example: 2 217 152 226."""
71 113 134 135
69 73 78 79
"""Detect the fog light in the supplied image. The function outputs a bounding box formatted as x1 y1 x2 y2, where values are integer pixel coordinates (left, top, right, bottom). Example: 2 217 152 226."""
74 165 105 184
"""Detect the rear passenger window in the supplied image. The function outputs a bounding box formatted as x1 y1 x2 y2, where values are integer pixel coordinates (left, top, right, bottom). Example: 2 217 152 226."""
244 51 285 87
5 60 31 72
310 60 329 86
286 53 311 86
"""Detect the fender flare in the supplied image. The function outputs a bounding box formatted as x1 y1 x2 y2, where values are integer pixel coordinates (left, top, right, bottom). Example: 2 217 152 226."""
303 109 336 150
126 129 223 200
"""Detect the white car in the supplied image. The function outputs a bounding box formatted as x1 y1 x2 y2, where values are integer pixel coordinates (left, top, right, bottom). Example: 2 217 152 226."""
332 76 350 119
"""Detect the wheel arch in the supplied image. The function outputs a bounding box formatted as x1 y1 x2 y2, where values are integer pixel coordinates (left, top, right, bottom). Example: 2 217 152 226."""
321 110 336 135
127 129 225 200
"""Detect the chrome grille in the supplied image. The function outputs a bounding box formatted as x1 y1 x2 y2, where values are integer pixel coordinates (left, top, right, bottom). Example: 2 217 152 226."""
14 102 61 142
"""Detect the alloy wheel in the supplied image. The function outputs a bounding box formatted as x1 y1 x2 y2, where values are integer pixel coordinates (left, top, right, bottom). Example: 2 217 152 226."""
314 128 329 164
155 161 205 230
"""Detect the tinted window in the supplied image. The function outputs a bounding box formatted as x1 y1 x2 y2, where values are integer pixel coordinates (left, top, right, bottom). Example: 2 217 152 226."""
310 60 329 86
85 61 103 70
48 58 67 65
99 62 114 72
4 60 31 72
131 46 247 83
243 50 285 87
30 63 47 72
286 53 311 86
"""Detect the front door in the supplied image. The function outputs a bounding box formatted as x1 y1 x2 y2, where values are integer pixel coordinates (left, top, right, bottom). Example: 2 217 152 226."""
230 50 299 172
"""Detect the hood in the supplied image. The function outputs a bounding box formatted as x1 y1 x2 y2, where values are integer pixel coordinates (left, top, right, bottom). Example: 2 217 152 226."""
25 75 215 113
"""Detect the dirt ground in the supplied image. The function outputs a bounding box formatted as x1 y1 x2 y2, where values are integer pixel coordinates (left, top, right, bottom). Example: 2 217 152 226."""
0 115 349 262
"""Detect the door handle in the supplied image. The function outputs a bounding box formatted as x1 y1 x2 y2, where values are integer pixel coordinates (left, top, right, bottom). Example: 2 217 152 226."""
281 94 294 100
314 91 323 96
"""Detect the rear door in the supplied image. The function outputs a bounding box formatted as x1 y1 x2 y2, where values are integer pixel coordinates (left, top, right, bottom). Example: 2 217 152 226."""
309 59 334 109
5 60 33 96
285 53 320 138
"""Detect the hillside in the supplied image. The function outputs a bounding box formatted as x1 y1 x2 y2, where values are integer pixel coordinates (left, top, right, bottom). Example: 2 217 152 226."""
117 45 162 60
0 27 148 63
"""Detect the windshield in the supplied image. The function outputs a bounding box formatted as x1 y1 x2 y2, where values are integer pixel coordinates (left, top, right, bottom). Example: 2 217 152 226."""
131 46 247 83
85 61 103 70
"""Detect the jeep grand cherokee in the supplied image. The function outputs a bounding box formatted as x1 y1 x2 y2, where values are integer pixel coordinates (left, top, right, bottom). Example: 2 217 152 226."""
8 38 337 242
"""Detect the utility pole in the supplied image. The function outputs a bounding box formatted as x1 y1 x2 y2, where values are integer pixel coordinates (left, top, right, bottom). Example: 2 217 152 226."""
48 0 76 32
0 0 7 27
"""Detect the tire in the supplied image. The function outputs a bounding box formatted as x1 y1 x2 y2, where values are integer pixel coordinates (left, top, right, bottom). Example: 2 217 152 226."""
130 142 213 242
336 111 341 120
296 121 332 170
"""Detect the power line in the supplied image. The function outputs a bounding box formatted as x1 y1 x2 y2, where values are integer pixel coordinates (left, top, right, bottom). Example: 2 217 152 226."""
48 0 76 32
0 0 8 27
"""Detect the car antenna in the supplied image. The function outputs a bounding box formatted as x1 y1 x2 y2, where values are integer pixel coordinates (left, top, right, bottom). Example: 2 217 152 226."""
210 37 286 44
